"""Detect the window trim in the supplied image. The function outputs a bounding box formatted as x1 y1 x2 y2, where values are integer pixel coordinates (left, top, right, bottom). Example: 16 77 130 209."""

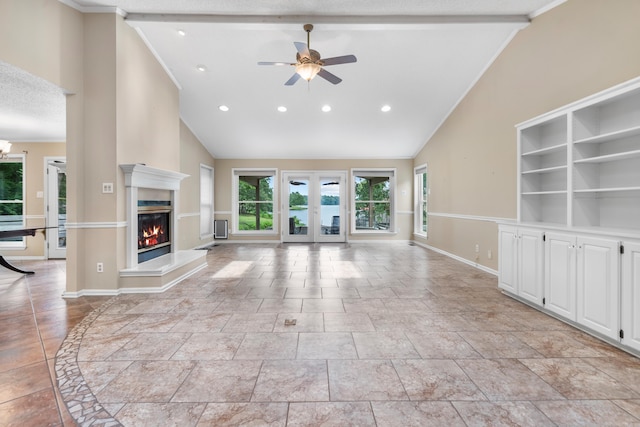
231 168 278 235
0 154 27 249
350 168 396 234
199 164 214 239
414 163 428 237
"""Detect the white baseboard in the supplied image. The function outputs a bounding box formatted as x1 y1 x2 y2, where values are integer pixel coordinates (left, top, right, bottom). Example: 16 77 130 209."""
412 241 498 276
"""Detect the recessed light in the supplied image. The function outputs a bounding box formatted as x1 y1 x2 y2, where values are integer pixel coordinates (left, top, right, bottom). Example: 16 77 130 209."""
277 106 287 112
381 105 391 112
196 64 206 72
177 29 186 36
218 105 229 112
322 105 331 112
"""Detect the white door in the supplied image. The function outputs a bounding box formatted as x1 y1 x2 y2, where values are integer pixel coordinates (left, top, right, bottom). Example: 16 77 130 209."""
621 241 640 351
46 160 67 259
282 171 346 243
498 225 518 294
576 236 619 339
545 232 576 320
519 228 545 306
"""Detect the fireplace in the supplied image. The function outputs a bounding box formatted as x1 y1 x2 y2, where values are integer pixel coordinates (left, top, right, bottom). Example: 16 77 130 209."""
138 201 171 263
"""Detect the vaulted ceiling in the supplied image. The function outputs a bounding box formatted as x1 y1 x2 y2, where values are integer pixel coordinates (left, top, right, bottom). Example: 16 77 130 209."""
0 0 564 159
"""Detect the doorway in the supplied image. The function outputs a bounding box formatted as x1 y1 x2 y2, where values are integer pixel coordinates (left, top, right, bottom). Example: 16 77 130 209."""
282 171 346 243
46 159 66 259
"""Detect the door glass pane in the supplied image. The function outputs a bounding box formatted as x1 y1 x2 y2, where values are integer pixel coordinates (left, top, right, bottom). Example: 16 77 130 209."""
288 179 308 235
320 179 340 235
57 170 67 249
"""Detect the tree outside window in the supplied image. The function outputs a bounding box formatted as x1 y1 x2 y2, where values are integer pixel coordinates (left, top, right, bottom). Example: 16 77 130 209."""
0 159 25 243
352 169 395 232
237 175 274 231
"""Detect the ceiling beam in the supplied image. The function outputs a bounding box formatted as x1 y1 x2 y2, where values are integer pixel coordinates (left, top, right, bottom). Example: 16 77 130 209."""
124 13 530 26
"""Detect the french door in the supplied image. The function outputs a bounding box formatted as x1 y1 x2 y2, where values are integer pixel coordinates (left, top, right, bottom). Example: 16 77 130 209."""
46 159 67 259
282 171 346 243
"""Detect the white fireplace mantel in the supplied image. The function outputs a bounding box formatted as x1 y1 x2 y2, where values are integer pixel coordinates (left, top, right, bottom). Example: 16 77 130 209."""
120 164 189 269
120 163 188 191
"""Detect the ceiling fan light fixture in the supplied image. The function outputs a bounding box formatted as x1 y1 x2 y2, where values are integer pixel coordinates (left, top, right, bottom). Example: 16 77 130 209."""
296 63 321 81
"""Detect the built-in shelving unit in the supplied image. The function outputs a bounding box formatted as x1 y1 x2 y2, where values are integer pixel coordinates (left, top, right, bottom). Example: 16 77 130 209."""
503 77 640 357
517 77 640 231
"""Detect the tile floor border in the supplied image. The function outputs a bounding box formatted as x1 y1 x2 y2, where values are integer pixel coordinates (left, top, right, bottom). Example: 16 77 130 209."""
55 296 123 427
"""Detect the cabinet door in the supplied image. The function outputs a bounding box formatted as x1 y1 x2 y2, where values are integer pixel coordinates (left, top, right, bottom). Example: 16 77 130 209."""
498 226 518 294
545 232 577 321
518 228 545 306
621 242 640 352
576 236 620 339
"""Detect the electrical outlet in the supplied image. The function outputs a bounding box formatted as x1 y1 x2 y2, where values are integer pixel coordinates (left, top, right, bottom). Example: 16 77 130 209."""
488 249 492 259
97 262 104 273
475 244 480 253
102 183 114 193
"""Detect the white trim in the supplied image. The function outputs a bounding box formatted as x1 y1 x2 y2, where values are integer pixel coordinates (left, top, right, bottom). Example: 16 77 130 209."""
412 240 498 276
413 25 525 156
179 212 200 219
0 255 46 261
62 261 207 298
428 212 514 223
133 28 182 90
215 211 233 215
529 0 567 19
58 0 127 16
65 222 127 229
25 215 46 220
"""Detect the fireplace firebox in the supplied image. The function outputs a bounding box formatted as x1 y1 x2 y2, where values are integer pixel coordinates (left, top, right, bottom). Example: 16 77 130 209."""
138 201 171 263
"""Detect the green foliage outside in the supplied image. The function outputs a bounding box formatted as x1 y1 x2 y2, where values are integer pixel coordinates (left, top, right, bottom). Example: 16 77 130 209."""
354 176 390 227
0 162 24 217
239 213 273 230
238 176 274 230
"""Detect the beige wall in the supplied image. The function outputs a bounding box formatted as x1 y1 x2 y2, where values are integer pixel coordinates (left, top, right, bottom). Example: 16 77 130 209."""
414 0 640 271
179 121 216 250
214 158 414 241
0 2 215 293
2 142 65 258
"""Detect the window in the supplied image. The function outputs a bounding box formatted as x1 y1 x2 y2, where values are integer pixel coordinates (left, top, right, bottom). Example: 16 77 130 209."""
0 155 26 248
199 164 214 238
414 164 428 236
232 168 277 234
351 169 395 233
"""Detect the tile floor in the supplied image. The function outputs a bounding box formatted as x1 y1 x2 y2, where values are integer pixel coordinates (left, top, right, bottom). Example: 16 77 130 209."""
3 243 640 426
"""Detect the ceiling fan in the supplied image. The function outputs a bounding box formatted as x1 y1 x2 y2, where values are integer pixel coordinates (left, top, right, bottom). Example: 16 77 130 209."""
258 24 357 86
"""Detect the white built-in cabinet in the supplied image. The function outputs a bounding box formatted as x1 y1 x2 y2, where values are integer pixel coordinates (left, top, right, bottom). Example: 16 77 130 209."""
499 76 640 354
622 242 640 351
498 226 544 306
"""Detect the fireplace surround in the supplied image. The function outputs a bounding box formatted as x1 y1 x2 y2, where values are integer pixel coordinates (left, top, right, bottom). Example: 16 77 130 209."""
119 164 206 291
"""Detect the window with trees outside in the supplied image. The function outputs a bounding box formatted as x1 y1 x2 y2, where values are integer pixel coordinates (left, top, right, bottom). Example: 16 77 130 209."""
352 169 395 232
0 156 26 248
200 164 214 238
232 169 277 234
414 164 428 236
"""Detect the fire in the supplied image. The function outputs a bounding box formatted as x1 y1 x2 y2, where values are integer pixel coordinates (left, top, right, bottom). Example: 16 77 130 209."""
140 225 163 248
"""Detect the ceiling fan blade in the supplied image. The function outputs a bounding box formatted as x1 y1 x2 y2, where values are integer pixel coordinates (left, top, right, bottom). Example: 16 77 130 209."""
284 73 301 86
321 55 357 66
317 68 342 85
258 61 295 66
294 41 310 58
